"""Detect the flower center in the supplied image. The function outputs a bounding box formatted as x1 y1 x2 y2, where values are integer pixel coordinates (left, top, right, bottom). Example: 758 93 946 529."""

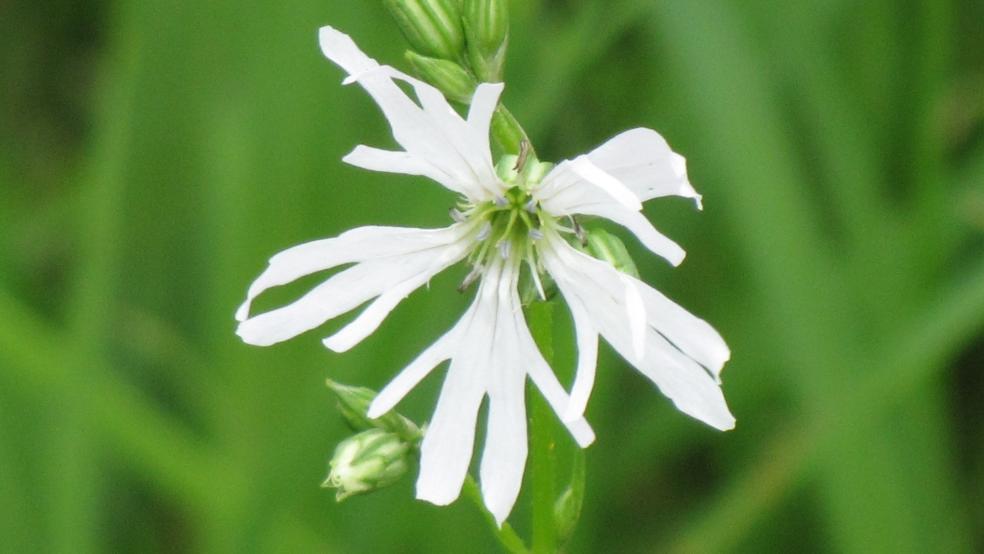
455 186 544 265
453 155 558 293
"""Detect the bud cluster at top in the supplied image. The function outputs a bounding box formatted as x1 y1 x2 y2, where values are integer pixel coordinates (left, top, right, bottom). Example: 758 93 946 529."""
384 0 509 101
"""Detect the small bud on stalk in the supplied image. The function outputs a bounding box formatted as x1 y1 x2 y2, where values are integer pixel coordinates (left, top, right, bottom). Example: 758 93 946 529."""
326 379 421 441
553 453 586 546
323 429 413 501
384 0 465 61
490 106 528 156
586 228 640 278
463 0 509 82
405 51 478 104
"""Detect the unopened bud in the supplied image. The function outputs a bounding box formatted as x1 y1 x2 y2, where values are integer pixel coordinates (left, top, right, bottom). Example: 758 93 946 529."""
405 51 477 103
463 0 509 82
553 453 586 545
323 429 412 501
326 379 421 441
491 107 526 156
586 228 640 279
384 0 465 61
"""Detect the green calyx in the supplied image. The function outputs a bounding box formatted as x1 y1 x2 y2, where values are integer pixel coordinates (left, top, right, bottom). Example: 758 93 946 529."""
323 428 413 501
405 51 477 104
326 379 421 442
585 228 640 279
463 0 509 82
384 0 465 61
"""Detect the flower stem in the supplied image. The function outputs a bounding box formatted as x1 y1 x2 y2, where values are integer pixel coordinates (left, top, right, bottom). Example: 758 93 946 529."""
526 301 559 554
463 475 529 554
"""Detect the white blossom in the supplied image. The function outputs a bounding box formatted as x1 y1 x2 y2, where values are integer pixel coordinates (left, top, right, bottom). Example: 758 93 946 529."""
235 26 734 525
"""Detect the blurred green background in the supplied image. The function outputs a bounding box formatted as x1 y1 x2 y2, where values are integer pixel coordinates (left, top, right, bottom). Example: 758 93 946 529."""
2 0 983 552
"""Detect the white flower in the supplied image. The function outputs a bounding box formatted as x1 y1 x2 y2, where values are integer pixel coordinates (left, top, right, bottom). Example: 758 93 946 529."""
235 26 734 525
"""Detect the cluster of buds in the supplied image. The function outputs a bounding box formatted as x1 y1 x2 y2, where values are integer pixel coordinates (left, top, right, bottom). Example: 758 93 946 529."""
384 0 527 155
322 380 422 501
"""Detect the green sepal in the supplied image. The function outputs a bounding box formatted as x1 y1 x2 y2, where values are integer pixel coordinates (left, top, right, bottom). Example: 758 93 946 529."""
586 228 641 279
326 379 421 442
384 0 466 61
553 450 586 545
405 51 477 104
490 106 528 157
462 0 509 82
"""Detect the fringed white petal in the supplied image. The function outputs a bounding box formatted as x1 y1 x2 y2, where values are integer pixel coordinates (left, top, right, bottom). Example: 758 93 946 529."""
319 26 502 201
415 345 488 506
398 257 595 524
342 145 456 188
567 156 642 211
620 272 647 362
636 331 734 430
577 202 686 266
416 260 502 506
235 225 466 322
389 71 503 200
235 225 470 346
542 234 734 431
513 290 596 448
534 127 701 266
638 285 731 381
585 127 701 206
535 157 686 266
368 328 459 419
322 269 435 353
468 83 505 160
480 376 528 526
562 294 598 423
479 262 528 526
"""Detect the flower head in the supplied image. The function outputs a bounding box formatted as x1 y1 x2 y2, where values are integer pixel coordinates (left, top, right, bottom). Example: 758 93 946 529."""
236 26 733 525
324 428 413 501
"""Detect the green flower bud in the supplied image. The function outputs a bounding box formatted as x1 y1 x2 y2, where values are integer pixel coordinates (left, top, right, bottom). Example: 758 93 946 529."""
586 228 641 279
463 0 509 82
323 429 412 501
384 0 465 61
326 379 421 442
405 51 477 104
553 453 586 545
490 106 527 156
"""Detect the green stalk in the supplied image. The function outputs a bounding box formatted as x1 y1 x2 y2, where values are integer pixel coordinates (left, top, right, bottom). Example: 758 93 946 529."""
463 476 529 554
526 302 558 554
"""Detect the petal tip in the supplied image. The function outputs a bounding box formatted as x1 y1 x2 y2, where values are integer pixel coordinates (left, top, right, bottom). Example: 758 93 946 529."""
234 303 250 322
321 336 347 353
415 482 458 507
365 402 386 420
491 510 508 528
235 326 266 347
317 25 342 53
